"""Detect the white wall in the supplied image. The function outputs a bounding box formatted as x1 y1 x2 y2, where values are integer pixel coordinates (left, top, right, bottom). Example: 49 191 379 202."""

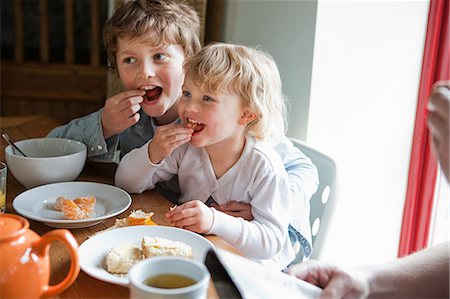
222 0 430 267
222 0 317 140
307 1 429 266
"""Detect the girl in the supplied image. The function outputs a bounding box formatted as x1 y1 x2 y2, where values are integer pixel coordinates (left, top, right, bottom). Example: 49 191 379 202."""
115 43 296 270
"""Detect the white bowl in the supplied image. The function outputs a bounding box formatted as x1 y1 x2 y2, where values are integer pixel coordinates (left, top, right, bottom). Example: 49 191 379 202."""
5 138 87 188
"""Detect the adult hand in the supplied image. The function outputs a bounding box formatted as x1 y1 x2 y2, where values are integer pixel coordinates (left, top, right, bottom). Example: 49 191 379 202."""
101 89 145 139
288 260 369 299
165 200 213 234
427 81 450 180
211 201 254 221
148 123 193 163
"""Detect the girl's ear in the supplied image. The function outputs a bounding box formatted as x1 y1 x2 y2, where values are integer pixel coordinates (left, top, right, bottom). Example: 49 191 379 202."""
238 109 258 125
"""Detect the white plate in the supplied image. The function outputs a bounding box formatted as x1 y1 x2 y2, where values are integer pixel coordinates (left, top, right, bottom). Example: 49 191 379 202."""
13 182 131 228
79 225 214 286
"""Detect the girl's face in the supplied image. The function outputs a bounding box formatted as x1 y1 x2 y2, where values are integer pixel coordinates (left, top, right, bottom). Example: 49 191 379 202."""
116 37 185 124
178 77 248 148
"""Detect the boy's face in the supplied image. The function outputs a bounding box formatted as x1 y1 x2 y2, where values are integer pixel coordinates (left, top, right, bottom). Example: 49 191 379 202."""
116 37 185 121
178 77 247 148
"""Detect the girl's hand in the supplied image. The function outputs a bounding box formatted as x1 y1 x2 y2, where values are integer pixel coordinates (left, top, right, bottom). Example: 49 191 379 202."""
211 201 254 221
101 89 145 139
165 200 213 234
148 124 193 163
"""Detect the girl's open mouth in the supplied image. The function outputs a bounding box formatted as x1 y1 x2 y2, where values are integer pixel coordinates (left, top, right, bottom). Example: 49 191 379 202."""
186 118 205 135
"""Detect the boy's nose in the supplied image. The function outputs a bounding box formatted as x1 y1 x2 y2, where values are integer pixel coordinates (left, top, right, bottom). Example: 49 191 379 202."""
140 61 156 78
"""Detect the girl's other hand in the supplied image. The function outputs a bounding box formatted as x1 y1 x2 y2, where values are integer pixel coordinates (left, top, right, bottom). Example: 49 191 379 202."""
101 89 145 139
211 201 254 221
165 200 213 234
148 123 193 163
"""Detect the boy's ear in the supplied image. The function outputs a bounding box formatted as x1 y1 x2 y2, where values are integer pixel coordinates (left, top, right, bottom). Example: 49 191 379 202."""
238 109 258 125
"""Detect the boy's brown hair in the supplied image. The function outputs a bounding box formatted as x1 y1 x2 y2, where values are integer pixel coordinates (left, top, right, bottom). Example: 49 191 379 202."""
103 0 201 71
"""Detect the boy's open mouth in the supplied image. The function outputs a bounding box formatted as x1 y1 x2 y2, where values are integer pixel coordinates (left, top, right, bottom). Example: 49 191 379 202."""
186 118 205 134
142 86 162 102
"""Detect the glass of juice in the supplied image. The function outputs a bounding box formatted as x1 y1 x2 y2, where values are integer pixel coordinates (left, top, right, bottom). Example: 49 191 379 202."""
0 162 6 213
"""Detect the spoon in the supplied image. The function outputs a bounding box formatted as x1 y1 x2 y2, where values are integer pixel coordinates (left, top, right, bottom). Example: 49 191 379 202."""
2 133 27 157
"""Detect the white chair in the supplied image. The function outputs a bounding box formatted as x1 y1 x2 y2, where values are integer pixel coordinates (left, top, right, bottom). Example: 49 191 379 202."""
290 138 336 259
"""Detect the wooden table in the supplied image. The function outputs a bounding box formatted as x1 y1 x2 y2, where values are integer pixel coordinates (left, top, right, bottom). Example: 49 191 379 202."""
0 115 235 298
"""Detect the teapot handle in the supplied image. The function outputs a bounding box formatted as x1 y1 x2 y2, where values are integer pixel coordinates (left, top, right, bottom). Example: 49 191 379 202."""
33 229 80 297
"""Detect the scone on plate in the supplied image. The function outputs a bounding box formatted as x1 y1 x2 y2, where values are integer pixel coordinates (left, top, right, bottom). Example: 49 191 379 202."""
142 237 193 259
105 242 143 274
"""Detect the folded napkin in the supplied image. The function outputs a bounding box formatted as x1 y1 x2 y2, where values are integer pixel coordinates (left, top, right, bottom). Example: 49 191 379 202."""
206 248 322 298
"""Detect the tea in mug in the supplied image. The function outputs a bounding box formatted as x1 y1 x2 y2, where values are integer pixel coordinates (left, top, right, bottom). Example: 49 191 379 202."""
143 274 196 289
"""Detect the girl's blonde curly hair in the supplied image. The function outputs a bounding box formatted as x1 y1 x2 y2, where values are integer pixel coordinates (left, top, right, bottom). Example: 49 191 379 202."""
183 43 287 141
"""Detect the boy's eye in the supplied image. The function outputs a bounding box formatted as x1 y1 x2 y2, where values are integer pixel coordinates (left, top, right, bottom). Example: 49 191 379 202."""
154 53 167 61
123 57 136 64
182 90 191 98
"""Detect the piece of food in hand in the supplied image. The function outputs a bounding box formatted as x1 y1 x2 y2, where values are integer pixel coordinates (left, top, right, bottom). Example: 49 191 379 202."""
54 196 66 211
186 122 197 129
61 199 91 220
74 196 96 214
169 205 177 211
105 242 143 274
142 237 193 259
127 209 156 226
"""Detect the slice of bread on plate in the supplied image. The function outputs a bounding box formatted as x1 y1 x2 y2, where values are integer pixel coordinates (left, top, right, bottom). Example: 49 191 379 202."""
142 237 193 259
105 242 143 274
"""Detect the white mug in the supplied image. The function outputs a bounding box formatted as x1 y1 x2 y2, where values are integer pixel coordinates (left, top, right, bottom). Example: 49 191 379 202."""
128 256 210 299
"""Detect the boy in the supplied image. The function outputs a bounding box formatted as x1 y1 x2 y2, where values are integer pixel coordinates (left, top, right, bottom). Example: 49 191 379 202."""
48 0 318 261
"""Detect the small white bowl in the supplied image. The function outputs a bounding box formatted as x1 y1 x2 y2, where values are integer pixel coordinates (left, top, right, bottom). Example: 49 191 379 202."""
5 138 87 189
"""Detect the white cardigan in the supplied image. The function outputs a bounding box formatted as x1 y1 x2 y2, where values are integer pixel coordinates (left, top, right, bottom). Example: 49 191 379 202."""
115 137 295 270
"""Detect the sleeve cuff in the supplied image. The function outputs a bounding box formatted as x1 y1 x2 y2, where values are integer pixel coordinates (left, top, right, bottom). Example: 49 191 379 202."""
207 208 243 246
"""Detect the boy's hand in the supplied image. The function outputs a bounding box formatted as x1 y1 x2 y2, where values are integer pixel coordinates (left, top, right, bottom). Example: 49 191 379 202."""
165 200 213 234
212 201 254 221
148 124 193 163
101 89 145 139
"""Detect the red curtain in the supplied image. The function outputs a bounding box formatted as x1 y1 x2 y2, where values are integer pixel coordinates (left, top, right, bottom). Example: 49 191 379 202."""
398 0 449 257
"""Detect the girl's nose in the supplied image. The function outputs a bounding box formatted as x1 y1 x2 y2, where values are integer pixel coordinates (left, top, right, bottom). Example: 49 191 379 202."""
185 99 200 114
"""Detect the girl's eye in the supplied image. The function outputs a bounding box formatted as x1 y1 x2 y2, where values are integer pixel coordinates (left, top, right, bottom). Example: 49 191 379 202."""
182 90 191 98
123 57 136 64
202 95 213 102
154 53 167 61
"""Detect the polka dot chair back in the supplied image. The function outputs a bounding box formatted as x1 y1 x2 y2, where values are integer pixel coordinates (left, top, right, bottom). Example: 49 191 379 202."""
290 138 336 260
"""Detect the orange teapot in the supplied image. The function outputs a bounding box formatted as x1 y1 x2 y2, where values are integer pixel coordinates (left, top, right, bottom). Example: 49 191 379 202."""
0 214 80 298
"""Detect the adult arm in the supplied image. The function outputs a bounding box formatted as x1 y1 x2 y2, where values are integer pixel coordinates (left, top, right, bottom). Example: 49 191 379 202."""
427 81 450 180
289 242 449 299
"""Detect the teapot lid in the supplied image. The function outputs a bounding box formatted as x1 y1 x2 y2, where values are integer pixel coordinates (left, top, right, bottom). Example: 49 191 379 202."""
0 214 29 241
